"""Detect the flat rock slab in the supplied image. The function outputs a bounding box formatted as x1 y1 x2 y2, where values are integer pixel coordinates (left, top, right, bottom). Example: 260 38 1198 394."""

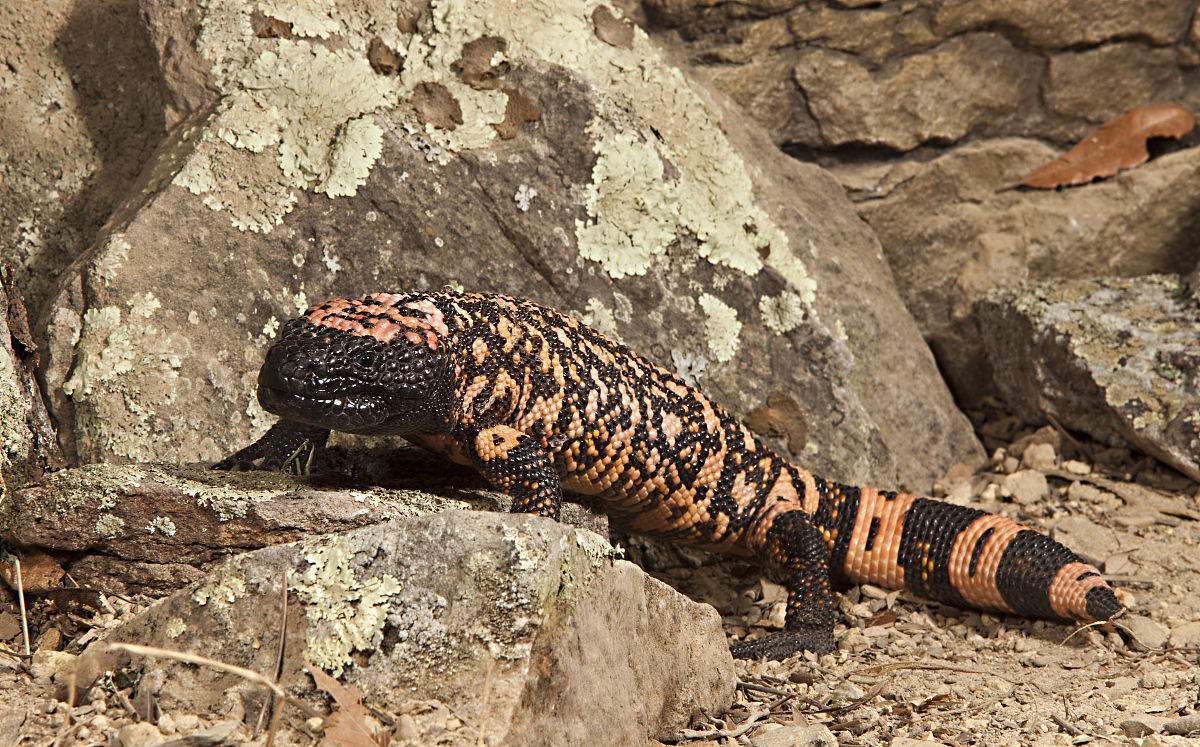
88 511 734 745
0 463 605 594
977 275 1200 482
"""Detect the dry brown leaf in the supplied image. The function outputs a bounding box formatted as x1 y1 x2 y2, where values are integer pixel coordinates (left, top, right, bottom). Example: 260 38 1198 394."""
0 549 66 593
306 664 389 747
1021 104 1194 189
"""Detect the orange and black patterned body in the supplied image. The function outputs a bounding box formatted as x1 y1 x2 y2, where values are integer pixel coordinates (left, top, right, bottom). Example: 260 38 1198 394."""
217 291 1124 658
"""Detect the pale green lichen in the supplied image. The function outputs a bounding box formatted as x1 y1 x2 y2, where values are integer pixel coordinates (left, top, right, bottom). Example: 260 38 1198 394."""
578 297 623 342
164 617 187 639
575 129 678 278
94 514 126 539
698 294 741 364
760 291 808 334
128 292 161 319
62 307 128 400
147 515 177 536
61 309 188 461
175 24 398 231
291 539 402 676
192 559 248 609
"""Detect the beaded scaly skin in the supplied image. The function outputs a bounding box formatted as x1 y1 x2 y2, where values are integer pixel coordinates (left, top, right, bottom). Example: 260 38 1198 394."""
216 291 1125 658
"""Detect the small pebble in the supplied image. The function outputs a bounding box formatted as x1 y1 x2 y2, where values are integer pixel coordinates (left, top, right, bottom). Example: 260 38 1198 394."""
1061 459 1091 474
1021 442 1057 471
1119 715 1167 737
1120 615 1169 650
1003 470 1048 505
1140 671 1167 688
117 722 163 747
1168 620 1200 649
752 724 838 747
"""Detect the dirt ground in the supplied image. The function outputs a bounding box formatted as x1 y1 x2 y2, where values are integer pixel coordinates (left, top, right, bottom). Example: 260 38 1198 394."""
3 425 1199 747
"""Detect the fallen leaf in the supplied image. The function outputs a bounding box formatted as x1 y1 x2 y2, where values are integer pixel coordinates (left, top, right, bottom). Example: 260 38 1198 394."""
0 549 66 593
1021 104 1194 189
306 664 388 747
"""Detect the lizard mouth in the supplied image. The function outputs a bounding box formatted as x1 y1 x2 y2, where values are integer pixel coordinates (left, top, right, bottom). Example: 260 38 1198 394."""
257 384 394 434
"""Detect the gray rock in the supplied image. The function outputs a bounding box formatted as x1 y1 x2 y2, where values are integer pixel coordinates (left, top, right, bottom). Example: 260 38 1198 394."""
646 1 1199 148
39 0 980 492
855 140 1200 407
90 511 735 745
1050 516 1120 568
0 462 605 595
752 724 838 747
1119 614 1169 651
1168 620 1200 649
976 276 1200 482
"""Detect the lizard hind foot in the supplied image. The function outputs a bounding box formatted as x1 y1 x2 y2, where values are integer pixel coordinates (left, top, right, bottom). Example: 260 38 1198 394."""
729 627 835 661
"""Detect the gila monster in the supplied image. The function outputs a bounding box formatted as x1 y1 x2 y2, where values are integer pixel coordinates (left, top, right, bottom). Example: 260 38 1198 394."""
215 291 1125 659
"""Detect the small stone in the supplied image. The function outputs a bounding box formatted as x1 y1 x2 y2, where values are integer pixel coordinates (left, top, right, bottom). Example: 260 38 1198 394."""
92 714 112 731
1021 442 1057 471
892 738 946 747
117 723 163 747
156 712 176 735
1168 620 1200 648
305 716 325 733
1062 460 1091 475
29 650 76 685
1164 714 1200 735
1003 470 1048 504
752 724 838 747
1140 671 1168 688
1050 516 1118 567
1120 615 1169 650
1119 717 1166 737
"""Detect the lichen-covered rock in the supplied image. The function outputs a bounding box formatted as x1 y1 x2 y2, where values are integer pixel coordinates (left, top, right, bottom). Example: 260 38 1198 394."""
0 461 605 594
0 271 62 495
850 140 1200 406
90 511 735 745
0 0 164 316
39 0 980 490
976 276 1200 483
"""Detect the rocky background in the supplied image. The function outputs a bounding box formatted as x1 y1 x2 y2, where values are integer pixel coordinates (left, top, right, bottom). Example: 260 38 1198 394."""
1 1 1198 746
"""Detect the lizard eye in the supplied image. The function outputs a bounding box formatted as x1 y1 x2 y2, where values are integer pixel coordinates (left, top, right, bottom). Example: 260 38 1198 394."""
357 352 377 369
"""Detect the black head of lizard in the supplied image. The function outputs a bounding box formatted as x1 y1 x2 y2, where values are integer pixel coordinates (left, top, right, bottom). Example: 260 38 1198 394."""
256 295 456 435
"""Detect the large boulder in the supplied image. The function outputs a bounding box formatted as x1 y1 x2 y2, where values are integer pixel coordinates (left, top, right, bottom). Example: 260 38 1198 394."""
646 0 1200 149
87 511 736 745
849 140 1200 406
976 275 1200 483
38 0 980 490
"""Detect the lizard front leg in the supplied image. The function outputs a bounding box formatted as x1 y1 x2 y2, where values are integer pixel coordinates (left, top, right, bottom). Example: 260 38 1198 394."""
212 419 331 474
465 424 563 520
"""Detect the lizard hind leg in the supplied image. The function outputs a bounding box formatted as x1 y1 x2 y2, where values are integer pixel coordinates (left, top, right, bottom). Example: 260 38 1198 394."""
731 509 838 660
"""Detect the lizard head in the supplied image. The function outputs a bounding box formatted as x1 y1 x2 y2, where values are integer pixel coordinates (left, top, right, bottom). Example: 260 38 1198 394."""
257 294 455 435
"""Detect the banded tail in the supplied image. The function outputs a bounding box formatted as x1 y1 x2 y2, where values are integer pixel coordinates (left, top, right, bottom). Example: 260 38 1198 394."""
814 479 1124 623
